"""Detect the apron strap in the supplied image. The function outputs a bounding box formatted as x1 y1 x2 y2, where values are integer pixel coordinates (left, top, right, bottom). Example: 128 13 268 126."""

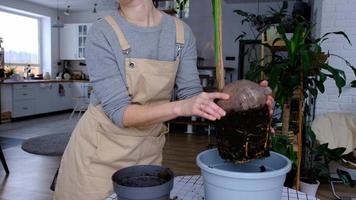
174 18 184 58
104 16 131 54
174 18 184 45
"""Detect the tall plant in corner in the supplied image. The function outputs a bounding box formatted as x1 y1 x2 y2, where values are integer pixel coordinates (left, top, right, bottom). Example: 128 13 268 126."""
236 2 356 136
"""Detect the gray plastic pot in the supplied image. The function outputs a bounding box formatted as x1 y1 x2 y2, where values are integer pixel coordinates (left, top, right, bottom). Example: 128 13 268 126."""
196 148 291 200
112 165 174 200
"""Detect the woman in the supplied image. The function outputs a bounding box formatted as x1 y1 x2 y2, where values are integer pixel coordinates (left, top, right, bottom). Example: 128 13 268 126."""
54 0 273 199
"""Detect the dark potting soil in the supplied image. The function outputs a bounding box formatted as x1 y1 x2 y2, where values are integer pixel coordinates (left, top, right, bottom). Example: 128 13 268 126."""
216 105 271 163
117 171 172 187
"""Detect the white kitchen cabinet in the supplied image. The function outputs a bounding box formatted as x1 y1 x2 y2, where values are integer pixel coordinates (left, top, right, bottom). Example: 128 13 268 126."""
71 82 91 99
57 83 73 110
12 83 37 118
36 83 58 114
60 23 92 60
1 82 91 118
36 83 73 114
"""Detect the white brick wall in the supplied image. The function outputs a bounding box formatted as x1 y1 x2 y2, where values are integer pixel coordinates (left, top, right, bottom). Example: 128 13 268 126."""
314 0 356 116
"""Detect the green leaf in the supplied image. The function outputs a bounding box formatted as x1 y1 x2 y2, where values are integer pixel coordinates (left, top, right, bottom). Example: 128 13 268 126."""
319 73 327 83
320 37 329 44
305 126 316 143
309 87 318 97
351 65 356 77
234 9 249 17
269 64 283 89
314 143 329 156
351 80 356 87
328 147 346 161
301 49 311 72
323 64 346 95
235 32 247 42
313 161 329 176
315 80 325 93
321 31 352 46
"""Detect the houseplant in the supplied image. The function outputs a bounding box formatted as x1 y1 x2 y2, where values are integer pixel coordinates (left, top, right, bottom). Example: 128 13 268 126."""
235 0 356 190
301 126 346 196
4 66 16 79
235 1 356 136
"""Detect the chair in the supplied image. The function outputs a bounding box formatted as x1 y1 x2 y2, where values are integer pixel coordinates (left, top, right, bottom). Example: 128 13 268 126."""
69 96 89 119
0 144 9 174
311 112 356 199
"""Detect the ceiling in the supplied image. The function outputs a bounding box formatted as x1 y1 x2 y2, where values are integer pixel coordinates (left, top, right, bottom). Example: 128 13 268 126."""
23 0 118 12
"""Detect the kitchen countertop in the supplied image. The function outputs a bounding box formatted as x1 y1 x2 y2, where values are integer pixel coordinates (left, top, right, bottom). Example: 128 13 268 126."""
0 79 90 84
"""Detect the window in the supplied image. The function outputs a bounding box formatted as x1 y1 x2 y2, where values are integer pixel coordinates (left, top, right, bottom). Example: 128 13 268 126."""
0 11 40 75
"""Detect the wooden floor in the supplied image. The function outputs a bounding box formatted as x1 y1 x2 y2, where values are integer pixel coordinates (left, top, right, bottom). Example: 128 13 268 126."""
0 114 355 200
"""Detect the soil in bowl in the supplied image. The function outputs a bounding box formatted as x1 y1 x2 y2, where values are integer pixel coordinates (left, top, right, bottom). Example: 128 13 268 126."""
117 170 172 187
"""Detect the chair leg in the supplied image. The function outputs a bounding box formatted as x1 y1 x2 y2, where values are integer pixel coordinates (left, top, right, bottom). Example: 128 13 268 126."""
0 145 9 174
69 103 78 120
50 168 59 191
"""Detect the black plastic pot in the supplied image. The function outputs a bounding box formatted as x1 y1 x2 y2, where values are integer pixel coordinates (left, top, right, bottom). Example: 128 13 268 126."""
112 165 174 200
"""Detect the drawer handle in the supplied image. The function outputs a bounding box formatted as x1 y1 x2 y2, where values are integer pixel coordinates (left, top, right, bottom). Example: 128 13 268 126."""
22 93 28 96
23 107 28 110
22 85 27 87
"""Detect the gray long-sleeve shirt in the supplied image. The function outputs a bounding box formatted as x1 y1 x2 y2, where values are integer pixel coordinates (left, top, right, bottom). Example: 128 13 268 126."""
85 11 203 128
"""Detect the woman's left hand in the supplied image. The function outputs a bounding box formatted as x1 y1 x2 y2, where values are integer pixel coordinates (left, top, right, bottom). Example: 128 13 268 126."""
174 92 229 121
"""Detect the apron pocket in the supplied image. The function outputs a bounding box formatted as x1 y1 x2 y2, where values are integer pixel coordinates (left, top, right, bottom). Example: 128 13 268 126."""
89 128 144 178
138 132 166 165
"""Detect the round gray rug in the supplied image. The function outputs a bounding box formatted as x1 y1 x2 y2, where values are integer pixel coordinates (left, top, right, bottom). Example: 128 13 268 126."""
21 132 71 156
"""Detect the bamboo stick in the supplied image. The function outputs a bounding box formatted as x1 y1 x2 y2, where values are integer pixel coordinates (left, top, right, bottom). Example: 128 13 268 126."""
296 77 304 190
212 0 225 91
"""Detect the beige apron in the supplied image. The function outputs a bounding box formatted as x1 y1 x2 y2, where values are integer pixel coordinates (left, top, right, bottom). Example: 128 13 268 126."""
53 15 185 200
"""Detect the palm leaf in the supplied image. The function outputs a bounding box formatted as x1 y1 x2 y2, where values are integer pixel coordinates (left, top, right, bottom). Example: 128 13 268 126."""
321 31 352 45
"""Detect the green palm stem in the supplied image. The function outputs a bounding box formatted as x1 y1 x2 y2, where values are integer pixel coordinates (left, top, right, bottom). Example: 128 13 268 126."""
212 0 225 91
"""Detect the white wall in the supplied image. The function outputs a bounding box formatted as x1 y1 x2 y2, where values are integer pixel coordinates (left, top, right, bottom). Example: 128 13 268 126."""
314 0 356 116
0 0 59 78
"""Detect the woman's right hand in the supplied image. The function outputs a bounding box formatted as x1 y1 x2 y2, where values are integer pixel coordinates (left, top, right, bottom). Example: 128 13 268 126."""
173 92 229 121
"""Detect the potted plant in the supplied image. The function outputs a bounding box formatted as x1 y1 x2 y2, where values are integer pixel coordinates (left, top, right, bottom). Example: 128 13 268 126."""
4 66 16 79
235 1 356 192
235 1 356 136
301 126 346 196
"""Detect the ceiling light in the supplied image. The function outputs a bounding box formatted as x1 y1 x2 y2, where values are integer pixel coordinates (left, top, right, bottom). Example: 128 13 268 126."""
64 5 70 16
52 0 64 28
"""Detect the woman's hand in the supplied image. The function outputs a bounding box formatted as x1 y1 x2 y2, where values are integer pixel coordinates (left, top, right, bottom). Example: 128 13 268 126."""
174 92 229 121
259 80 274 116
